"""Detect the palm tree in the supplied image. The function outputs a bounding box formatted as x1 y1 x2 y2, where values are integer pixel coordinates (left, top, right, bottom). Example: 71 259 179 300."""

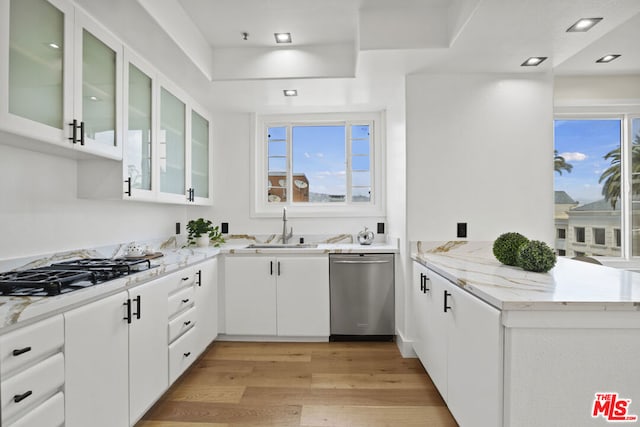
554 150 573 175
599 134 640 209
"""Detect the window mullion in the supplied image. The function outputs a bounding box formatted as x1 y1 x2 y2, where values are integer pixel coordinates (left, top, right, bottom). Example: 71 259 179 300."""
622 115 632 258
287 124 292 205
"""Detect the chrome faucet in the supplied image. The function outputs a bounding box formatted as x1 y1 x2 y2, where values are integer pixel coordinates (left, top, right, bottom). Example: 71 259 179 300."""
282 207 293 244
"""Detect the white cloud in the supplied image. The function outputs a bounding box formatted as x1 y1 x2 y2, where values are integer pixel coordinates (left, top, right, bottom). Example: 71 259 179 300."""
304 152 311 158
559 152 587 161
316 153 324 158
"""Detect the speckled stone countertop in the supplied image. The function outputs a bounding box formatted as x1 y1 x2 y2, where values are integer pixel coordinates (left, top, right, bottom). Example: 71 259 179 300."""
0 235 398 331
412 241 640 311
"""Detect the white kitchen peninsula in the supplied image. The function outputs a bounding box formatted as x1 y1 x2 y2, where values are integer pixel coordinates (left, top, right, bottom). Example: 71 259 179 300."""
412 241 640 427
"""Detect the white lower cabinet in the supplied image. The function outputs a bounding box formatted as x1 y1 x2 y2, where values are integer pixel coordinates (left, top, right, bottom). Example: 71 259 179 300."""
412 262 502 426
168 327 197 384
194 258 218 354
0 315 64 427
65 276 169 427
225 255 329 337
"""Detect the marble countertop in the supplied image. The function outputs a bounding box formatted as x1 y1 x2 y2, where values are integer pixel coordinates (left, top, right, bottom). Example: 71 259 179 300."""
0 235 398 331
412 241 640 311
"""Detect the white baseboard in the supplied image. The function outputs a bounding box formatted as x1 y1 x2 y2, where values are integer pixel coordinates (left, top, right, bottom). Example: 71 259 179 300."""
217 334 329 342
395 329 416 358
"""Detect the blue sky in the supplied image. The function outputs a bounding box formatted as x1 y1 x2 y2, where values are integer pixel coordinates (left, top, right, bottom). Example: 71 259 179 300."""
554 119 621 205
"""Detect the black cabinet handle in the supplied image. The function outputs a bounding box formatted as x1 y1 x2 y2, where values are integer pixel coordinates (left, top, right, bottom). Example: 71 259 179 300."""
197 270 202 287
79 121 85 145
270 261 273 275
423 274 430 293
68 119 78 143
124 177 132 196
13 390 32 403
181 277 189 281
184 320 191 326
182 298 190 303
12 346 32 357
123 299 132 324
277 261 281 276
444 291 452 313
419 273 424 292
133 295 141 320
184 352 191 357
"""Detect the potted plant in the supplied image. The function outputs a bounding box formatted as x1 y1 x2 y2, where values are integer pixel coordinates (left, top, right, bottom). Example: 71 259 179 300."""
186 218 225 247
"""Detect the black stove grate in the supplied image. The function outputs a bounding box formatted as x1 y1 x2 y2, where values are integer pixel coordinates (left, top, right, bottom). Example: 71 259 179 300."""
0 257 154 296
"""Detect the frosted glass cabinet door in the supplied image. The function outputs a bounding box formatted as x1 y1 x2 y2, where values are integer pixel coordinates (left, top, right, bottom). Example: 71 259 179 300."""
4 0 73 143
126 62 153 194
190 109 210 201
159 87 186 200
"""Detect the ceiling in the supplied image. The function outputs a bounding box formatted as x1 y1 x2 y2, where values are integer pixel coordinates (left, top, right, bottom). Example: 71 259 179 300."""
87 0 640 113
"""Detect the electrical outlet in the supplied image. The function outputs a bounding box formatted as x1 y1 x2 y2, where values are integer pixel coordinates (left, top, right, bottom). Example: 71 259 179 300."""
377 222 385 234
221 222 229 234
175 222 181 235
457 222 467 238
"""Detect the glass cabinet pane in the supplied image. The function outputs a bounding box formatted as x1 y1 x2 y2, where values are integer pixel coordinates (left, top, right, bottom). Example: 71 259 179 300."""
9 0 64 129
82 29 116 146
159 88 185 195
126 64 152 191
191 111 209 198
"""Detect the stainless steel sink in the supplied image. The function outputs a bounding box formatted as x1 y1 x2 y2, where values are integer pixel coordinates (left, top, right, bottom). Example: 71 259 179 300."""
245 243 318 249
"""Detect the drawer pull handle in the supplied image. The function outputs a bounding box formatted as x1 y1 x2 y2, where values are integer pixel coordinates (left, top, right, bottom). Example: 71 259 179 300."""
181 277 189 281
14 390 32 403
184 352 191 357
184 321 191 326
12 346 32 357
182 299 190 303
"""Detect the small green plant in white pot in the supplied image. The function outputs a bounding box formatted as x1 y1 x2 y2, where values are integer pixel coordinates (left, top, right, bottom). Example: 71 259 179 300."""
186 218 225 247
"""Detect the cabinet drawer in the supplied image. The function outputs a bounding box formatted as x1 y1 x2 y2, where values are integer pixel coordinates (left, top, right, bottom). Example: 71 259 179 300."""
169 307 196 343
168 286 195 318
7 391 64 427
1 353 64 422
0 315 63 375
168 268 198 293
169 327 196 384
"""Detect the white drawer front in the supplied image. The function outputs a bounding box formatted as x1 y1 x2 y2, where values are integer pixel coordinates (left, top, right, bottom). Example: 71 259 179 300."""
168 268 198 293
1 353 64 422
0 315 64 375
168 286 195 318
8 391 64 427
169 327 196 384
168 307 196 343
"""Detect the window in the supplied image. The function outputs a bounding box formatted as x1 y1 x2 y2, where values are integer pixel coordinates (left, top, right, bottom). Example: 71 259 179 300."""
593 228 605 245
557 228 566 239
574 251 585 257
615 228 621 247
254 113 384 217
558 249 566 256
554 118 622 256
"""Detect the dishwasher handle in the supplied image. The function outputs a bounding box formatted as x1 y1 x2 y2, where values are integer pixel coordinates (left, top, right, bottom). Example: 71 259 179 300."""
332 260 391 264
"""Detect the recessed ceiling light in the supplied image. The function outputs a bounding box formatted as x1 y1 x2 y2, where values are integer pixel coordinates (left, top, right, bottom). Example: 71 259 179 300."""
521 56 548 67
283 89 297 97
274 33 292 43
89 96 99 101
567 18 603 32
596 54 621 63
48 42 60 49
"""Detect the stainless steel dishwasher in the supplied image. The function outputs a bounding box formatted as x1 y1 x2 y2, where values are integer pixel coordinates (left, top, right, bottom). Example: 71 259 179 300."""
329 253 394 340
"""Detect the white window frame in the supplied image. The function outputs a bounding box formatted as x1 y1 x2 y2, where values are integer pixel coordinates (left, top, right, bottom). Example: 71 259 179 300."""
251 112 385 218
555 110 640 258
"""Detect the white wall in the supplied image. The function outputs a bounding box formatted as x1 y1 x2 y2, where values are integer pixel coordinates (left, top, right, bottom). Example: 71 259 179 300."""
406 72 554 243
0 143 187 260
189 112 387 238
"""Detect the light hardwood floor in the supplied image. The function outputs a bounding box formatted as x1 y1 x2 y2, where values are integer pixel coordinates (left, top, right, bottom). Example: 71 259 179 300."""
137 341 458 427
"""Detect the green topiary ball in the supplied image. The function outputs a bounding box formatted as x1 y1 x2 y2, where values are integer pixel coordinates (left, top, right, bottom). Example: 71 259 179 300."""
516 240 557 273
493 232 529 266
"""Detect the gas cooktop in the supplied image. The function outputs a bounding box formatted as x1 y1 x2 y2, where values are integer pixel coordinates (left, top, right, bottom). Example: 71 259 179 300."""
0 258 156 297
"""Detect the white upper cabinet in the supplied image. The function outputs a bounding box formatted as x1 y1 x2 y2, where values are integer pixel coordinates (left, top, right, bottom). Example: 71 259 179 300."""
158 80 187 204
188 106 212 205
0 0 122 160
122 49 156 201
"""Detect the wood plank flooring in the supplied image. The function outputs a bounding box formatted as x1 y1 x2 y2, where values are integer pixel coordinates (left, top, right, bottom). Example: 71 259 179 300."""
137 341 457 427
